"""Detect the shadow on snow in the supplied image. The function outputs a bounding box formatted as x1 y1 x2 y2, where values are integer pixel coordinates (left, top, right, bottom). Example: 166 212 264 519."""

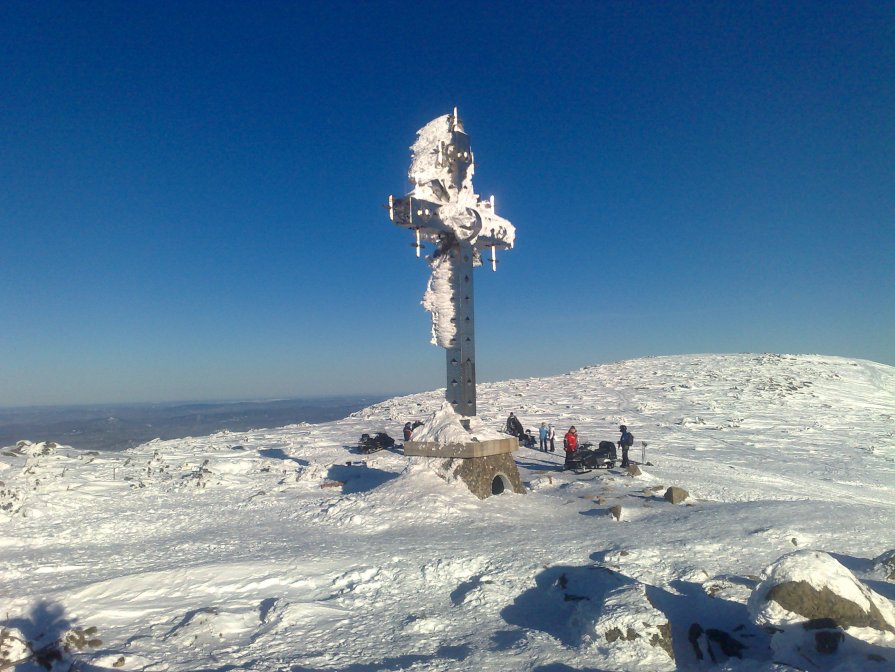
500 562 775 669
288 643 471 671
257 447 309 466
325 463 400 494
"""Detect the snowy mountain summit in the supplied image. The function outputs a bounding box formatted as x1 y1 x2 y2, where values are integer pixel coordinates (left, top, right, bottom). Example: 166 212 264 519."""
2 353 895 671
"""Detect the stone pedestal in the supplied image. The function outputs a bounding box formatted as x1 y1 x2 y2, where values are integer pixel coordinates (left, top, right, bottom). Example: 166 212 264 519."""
404 437 525 499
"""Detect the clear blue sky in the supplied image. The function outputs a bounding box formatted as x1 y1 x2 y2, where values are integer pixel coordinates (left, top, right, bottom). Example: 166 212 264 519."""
2 1 893 407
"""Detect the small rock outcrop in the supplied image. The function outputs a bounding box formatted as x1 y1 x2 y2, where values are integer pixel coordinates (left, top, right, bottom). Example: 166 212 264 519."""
663 486 688 504
873 549 895 581
571 582 674 669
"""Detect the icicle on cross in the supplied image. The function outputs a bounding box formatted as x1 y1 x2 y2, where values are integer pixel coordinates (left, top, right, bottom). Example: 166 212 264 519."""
388 109 515 417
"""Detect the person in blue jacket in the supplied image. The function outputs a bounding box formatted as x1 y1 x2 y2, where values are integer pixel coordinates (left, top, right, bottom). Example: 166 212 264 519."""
538 422 549 452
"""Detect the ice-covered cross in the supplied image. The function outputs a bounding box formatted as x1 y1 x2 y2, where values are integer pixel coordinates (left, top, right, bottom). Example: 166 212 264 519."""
388 109 515 417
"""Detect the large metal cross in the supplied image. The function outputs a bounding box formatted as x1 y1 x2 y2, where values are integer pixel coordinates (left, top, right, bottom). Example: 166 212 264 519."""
388 109 515 417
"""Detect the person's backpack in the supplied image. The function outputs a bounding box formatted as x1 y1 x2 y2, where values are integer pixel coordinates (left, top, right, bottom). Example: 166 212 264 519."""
623 432 634 447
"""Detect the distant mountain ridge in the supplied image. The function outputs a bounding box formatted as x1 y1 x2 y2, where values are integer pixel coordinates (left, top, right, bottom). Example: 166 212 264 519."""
0 396 385 452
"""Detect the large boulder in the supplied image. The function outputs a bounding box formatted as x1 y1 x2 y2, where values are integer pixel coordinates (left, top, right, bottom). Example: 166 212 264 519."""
663 486 688 504
748 550 895 663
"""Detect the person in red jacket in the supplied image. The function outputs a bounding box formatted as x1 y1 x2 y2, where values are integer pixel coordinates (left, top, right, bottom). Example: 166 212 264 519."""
563 426 578 470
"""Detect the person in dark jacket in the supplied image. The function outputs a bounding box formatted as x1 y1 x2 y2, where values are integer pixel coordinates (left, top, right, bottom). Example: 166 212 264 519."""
618 424 633 467
403 422 414 441
563 426 578 470
506 412 524 438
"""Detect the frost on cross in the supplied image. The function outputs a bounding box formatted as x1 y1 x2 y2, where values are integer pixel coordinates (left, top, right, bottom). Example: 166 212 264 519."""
388 109 515 417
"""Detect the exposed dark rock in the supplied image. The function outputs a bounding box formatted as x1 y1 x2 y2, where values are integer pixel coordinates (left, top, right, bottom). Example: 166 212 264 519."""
663 486 689 504
650 621 674 659
605 626 639 643
767 582 895 634
874 549 895 581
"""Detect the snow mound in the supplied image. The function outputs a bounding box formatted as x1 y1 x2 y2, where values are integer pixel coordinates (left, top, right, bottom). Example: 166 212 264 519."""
577 582 674 669
411 401 504 443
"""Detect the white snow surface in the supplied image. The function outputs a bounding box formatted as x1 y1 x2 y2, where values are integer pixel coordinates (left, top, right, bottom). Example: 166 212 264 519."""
3 353 895 671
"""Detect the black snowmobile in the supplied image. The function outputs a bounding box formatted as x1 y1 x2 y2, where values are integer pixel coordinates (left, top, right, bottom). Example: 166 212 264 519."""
565 440 617 473
357 432 396 454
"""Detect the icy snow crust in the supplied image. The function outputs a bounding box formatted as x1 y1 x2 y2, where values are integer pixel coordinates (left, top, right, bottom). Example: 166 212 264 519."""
2 353 895 671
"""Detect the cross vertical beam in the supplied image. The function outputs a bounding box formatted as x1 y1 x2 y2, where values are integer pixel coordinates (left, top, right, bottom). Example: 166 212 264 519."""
445 242 476 416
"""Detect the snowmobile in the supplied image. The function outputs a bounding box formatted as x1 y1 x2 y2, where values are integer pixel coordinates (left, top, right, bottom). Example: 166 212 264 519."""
357 432 396 454
565 440 616 473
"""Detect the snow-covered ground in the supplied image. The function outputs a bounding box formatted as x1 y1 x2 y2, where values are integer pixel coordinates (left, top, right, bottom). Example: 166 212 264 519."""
2 353 894 671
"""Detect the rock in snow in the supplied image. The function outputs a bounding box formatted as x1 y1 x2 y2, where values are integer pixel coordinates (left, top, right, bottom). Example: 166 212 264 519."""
663 485 689 504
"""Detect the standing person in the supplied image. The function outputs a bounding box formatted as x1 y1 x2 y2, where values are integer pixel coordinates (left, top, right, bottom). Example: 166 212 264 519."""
563 426 578 470
547 424 556 452
618 424 633 467
538 422 549 452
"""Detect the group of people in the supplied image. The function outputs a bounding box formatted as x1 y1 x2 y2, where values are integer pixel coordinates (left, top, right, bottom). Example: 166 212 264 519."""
507 413 635 469
562 424 634 469
505 412 540 449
